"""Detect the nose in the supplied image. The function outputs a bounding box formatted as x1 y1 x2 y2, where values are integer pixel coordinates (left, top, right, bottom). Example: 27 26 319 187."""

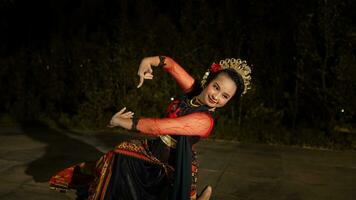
211 93 219 101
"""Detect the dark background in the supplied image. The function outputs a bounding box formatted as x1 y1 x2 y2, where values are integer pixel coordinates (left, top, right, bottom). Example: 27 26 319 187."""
0 0 355 149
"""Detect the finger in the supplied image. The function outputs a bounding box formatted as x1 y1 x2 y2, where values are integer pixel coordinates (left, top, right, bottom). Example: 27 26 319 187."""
120 115 133 119
117 107 126 115
122 112 134 118
137 75 144 88
121 112 133 116
121 115 133 119
144 73 153 78
121 110 133 115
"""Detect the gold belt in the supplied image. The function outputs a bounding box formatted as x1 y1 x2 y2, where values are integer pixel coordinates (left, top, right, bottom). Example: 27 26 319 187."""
159 135 177 149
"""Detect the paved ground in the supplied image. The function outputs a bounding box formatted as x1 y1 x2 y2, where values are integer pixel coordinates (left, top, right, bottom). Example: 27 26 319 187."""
0 124 355 200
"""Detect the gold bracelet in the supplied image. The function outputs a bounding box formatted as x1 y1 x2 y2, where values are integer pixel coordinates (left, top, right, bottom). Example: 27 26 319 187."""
159 135 177 148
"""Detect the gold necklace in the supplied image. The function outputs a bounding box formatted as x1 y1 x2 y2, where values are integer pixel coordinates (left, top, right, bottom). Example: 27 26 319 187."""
189 97 216 112
189 97 202 107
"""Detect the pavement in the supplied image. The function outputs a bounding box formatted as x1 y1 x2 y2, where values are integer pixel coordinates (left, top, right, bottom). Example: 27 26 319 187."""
0 124 355 200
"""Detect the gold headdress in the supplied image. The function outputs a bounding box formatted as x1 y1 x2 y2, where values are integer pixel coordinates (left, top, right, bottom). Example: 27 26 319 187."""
201 58 252 95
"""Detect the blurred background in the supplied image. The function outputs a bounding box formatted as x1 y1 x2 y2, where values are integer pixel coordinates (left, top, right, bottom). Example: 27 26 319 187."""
0 0 355 149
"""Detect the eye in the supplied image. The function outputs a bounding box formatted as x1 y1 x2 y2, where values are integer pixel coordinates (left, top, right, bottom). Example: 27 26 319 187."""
223 95 229 99
213 84 219 90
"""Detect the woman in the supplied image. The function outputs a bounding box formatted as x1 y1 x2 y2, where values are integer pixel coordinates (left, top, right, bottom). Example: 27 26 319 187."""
49 56 251 200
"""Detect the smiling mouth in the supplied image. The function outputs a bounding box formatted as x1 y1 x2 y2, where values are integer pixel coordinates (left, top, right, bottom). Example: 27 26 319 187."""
208 96 217 104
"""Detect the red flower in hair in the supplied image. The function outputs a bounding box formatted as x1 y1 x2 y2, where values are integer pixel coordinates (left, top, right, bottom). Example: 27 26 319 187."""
210 63 221 73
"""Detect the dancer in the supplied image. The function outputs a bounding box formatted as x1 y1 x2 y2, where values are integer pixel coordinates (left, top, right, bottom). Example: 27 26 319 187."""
50 56 251 200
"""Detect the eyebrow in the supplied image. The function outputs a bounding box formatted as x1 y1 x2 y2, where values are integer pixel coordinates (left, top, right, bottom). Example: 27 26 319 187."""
214 82 220 89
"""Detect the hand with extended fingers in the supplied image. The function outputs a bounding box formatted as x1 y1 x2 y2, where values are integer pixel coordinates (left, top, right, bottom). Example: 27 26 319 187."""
107 107 135 128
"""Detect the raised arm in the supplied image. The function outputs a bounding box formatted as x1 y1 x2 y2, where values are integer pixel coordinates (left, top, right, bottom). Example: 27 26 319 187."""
137 56 195 93
162 56 195 93
136 112 214 138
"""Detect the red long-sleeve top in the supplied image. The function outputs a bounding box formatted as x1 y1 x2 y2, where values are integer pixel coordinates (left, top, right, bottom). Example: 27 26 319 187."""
136 57 214 138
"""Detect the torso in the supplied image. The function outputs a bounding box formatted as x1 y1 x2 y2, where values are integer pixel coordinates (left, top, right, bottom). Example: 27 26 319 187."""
147 95 212 165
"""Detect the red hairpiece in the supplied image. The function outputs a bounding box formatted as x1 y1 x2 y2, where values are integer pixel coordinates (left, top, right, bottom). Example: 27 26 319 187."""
210 63 221 73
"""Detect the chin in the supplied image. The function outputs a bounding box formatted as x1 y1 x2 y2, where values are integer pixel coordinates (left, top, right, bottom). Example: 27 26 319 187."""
209 103 217 108
204 98 216 108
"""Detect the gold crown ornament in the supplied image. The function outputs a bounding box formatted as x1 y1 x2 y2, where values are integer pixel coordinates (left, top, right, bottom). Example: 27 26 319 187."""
201 58 252 95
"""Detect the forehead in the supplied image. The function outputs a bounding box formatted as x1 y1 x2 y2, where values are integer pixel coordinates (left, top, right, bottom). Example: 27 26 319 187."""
212 74 237 95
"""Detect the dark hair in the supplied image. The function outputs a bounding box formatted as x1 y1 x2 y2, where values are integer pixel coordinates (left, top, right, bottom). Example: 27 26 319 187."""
187 69 245 100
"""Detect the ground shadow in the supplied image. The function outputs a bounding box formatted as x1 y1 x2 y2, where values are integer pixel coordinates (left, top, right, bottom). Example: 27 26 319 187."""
20 121 103 183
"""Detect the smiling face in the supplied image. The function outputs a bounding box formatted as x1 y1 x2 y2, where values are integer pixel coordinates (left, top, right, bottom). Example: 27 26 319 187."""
197 73 237 108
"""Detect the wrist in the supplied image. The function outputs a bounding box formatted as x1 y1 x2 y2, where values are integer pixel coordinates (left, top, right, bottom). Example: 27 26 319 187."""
157 56 166 67
147 56 165 67
113 118 133 130
131 117 139 131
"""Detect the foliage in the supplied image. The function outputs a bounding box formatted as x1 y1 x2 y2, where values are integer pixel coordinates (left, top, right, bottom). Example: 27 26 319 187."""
0 0 355 149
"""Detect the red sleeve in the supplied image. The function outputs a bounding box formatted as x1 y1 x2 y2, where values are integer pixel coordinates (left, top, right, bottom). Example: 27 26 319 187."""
163 57 195 93
136 112 214 138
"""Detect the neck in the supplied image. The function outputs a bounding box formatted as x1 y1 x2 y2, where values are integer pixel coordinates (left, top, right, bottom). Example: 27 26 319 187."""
195 94 205 105
195 97 204 105
194 95 216 112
